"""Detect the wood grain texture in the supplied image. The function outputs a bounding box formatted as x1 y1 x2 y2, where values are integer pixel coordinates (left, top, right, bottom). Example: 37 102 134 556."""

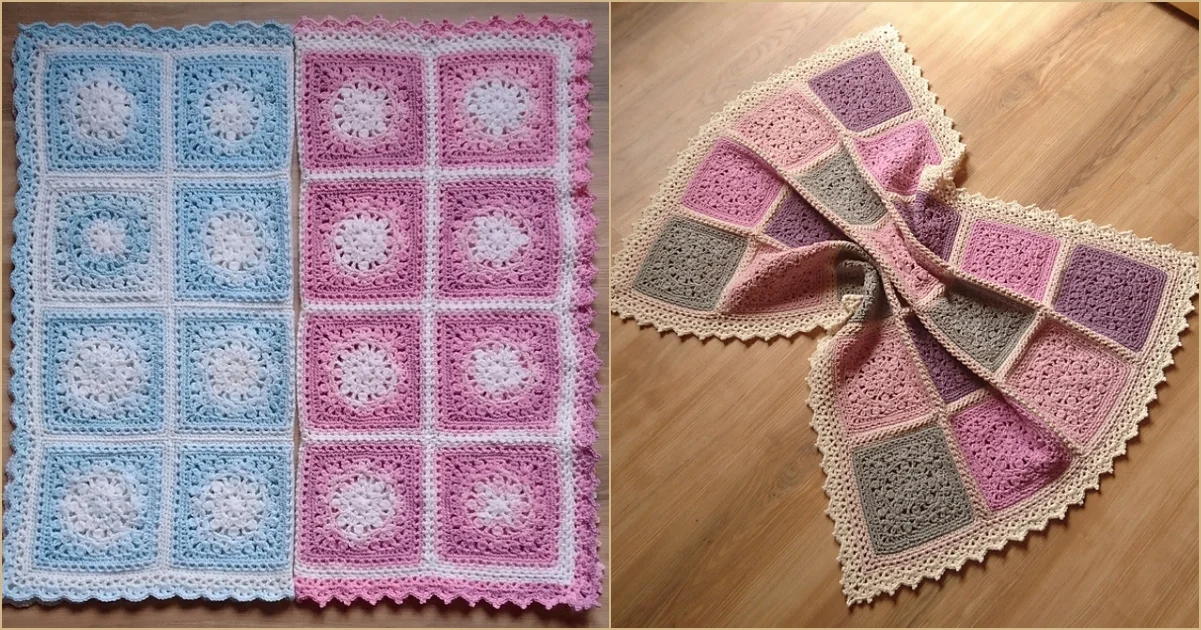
610 3 1198 627
0 3 609 627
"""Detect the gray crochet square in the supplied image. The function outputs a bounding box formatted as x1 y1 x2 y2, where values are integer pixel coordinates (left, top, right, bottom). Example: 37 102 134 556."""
633 217 747 311
926 284 1035 371
799 149 887 225
853 425 974 555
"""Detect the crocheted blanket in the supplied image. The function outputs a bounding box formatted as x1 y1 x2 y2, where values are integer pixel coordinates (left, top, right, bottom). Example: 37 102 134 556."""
6 23 295 602
611 25 1198 605
292 16 601 609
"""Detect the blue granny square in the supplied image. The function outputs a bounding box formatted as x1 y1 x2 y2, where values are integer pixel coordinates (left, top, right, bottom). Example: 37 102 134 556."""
174 179 291 301
44 52 163 172
171 444 292 570
173 53 290 171
33 445 163 571
178 312 292 432
42 312 166 434
48 182 164 300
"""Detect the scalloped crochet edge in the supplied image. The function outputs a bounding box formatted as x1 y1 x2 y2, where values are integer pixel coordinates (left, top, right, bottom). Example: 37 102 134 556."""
4 21 296 605
290 16 603 611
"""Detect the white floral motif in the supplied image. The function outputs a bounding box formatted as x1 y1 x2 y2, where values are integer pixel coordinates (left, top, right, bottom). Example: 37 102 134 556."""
466 471 533 535
468 341 531 400
64 336 145 415
202 80 262 146
201 339 269 404
60 469 140 547
329 473 396 545
195 473 267 541
333 213 393 273
464 78 532 136
84 219 127 256
204 212 265 274
331 79 395 140
333 342 398 407
72 74 133 142
468 211 530 268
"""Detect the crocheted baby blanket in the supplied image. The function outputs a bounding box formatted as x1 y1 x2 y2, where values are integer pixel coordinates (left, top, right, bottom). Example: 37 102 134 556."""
6 22 295 602
612 25 1198 604
292 17 601 609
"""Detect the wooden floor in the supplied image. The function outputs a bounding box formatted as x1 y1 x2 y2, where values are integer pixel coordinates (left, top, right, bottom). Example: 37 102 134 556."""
610 3 1198 627
0 3 609 628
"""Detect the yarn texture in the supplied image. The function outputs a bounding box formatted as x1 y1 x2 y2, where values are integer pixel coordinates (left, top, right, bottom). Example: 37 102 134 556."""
6 22 295 603
611 25 1198 604
293 15 601 609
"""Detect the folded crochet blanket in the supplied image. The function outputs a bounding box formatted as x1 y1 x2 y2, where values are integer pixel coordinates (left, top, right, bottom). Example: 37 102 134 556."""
292 16 601 609
6 22 295 601
611 25 1198 604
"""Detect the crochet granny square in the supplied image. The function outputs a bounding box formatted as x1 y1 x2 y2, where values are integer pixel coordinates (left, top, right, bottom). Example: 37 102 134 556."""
293 16 601 609
6 22 295 603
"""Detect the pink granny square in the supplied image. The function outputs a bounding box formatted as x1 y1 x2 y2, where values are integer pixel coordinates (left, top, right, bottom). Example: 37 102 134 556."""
300 51 425 172
834 322 935 433
962 220 1060 300
950 395 1070 511
302 179 425 302
302 313 422 431
298 441 424 566
437 178 561 300
437 51 557 167
435 444 562 568
436 311 560 433
681 138 783 227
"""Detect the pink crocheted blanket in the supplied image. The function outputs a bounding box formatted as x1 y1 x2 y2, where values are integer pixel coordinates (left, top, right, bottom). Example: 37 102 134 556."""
612 25 1197 604
293 16 601 609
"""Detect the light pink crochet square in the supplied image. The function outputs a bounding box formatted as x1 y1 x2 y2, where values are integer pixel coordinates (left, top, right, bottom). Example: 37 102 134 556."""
436 312 560 433
734 90 837 170
298 441 424 566
302 179 425 302
834 322 935 433
962 220 1060 300
301 313 421 432
866 221 938 297
435 444 562 567
681 138 783 227
300 52 425 173
854 120 941 195
436 51 557 167
437 179 560 300
950 395 1070 511
1006 322 1129 444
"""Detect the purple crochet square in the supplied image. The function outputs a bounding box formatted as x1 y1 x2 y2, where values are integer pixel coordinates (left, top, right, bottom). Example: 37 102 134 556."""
1053 246 1167 351
808 52 912 132
904 315 982 403
681 139 782 227
763 191 841 247
894 193 960 261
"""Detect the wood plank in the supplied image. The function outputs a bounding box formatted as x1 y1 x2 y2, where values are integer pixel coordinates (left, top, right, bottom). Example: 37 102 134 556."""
610 2 1198 626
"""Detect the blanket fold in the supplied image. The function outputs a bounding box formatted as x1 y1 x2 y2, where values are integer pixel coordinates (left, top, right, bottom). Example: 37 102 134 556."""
611 24 1198 604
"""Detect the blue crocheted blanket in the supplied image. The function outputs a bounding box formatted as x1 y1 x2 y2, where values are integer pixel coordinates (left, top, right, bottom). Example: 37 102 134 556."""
6 22 295 602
